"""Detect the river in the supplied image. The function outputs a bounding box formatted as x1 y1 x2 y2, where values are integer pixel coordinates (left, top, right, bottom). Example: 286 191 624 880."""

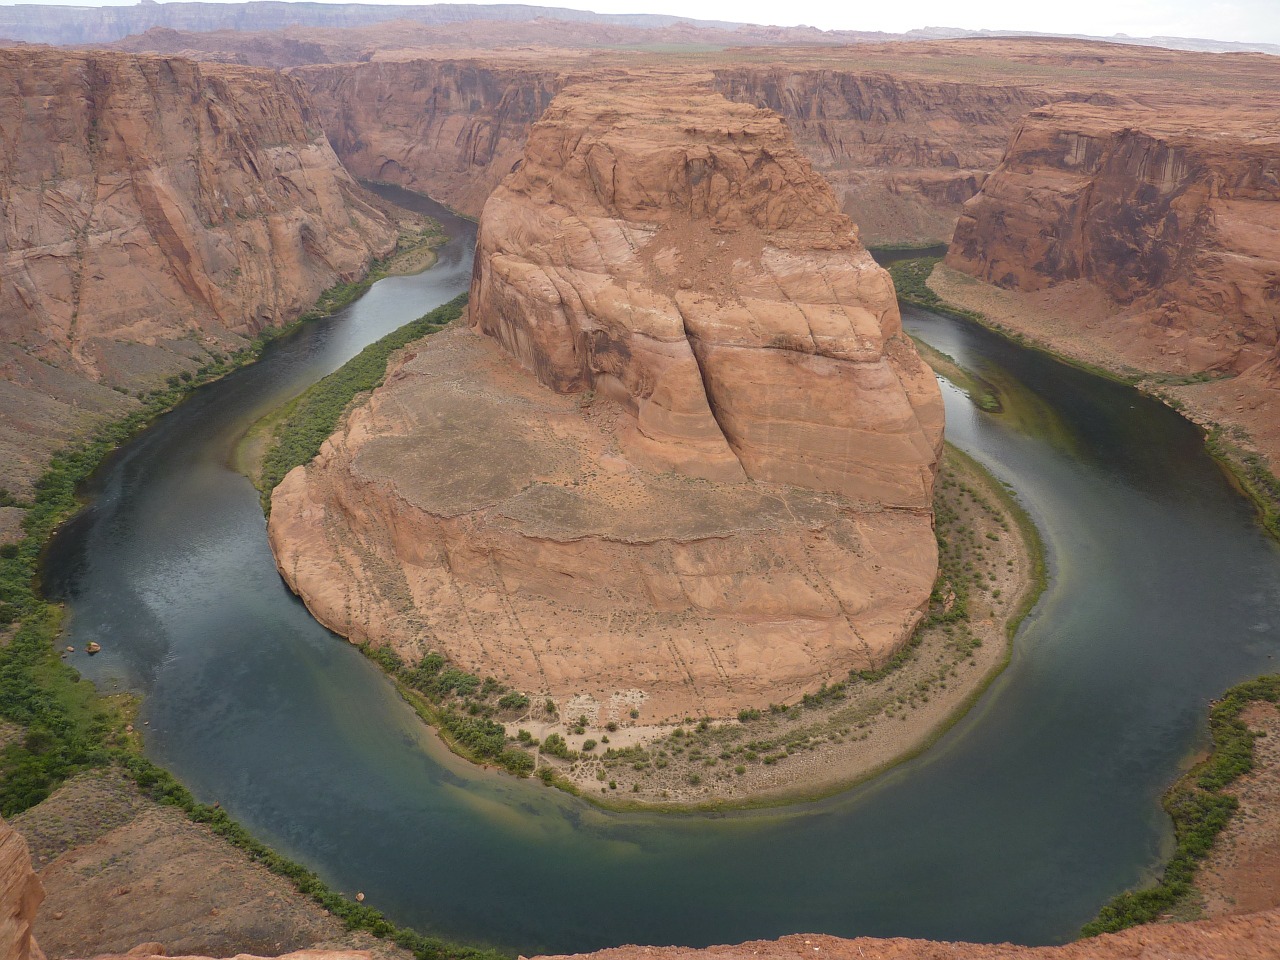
43 189 1280 954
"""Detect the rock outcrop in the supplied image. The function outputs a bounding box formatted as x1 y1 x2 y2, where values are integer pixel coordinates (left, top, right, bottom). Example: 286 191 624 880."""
268 77 942 723
0 819 43 960
710 69 1064 244
0 47 399 496
294 58 1051 241
536 915 1280 960
469 77 942 505
947 103 1280 377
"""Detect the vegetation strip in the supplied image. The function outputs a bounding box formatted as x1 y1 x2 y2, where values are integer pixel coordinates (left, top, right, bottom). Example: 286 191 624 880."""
1082 674 1280 936
887 257 1139 386
0 256 500 959
256 293 469 506
885 256 1280 940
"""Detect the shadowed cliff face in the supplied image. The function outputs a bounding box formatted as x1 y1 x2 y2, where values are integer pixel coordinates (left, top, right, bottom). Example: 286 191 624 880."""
0 47 398 496
268 77 942 722
709 69 1069 243
294 60 1058 243
296 59 564 216
947 104 1280 376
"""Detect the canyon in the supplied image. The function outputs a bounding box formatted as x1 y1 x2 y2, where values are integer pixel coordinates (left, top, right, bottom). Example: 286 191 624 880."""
267 74 943 727
0 47 401 500
939 100 1280 465
2 9 1280 960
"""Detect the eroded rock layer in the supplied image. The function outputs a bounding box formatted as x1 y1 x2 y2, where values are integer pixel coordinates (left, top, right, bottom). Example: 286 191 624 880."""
0 818 43 960
470 77 943 507
947 103 1280 377
269 78 943 722
296 59 564 218
709 68 1065 243
0 47 398 495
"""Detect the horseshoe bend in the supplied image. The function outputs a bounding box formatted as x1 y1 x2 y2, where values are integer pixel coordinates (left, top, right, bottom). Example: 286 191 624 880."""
267 74 946 732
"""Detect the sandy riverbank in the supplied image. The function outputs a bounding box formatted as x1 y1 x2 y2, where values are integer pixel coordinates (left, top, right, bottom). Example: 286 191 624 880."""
522 442 1043 809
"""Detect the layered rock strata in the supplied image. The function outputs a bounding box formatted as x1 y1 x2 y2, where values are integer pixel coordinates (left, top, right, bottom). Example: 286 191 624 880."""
0 47 399 495
296 59 563 218
947 103 1280 378
469 78 943 506
269 78 942 722
0 819 43 960
294 58 1051 241
709 69 1065 243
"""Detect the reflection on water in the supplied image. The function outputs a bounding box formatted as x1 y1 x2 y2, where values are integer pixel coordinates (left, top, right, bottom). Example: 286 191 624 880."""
41 196 1280 954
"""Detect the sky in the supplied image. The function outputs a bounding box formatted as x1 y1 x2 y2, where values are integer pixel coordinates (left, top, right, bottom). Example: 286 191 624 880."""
0 0 1277 46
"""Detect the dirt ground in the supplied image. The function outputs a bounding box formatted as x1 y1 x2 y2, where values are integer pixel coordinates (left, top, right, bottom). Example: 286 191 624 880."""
10 768 409 960
1194 702 1280 918
541 444 1038 806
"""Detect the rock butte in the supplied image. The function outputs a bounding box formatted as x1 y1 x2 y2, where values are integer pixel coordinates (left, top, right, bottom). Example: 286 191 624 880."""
0 46 399 497
268 76 943 722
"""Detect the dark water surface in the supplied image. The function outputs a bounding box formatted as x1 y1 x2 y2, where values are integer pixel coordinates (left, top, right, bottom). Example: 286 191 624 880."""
44 195 1280 953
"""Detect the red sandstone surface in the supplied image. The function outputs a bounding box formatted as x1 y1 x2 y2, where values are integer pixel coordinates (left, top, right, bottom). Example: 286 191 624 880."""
268 75 942 724
0 46 400 496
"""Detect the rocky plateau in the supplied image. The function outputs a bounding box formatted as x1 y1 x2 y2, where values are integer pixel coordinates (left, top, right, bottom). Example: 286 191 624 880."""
268 75 943 723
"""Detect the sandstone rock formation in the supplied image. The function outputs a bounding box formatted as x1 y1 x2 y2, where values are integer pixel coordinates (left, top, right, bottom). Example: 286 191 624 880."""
709 69 1062 243
290 39 1280 245
294 56 1045 240
0 818 43 960
536 916 1280 960
269 77 943 723
947 103 1280 378
0 47 399 496
469 77 942 505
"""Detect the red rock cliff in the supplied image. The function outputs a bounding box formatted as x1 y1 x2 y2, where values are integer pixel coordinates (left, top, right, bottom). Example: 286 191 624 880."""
0 47 399 495
710 68 1066 243
295 58 1056 244
296 59 563 217
947 103 1280 376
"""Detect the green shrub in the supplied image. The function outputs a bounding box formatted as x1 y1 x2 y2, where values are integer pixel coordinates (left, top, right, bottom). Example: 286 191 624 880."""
1082 674 1280 936
258 294 468 506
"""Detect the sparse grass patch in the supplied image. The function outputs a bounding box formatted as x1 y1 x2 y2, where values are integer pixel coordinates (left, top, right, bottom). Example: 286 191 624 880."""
257 294 468 507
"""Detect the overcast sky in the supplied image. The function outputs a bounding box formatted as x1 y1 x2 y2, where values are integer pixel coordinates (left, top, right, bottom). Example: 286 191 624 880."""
2 0 1277 46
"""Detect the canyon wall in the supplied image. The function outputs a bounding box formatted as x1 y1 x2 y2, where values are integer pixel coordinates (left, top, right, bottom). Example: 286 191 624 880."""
295 59 1059 242
710 69 1066 243
296 59 564 217
269 76 942 726
0 47 399 496
947 103 1280 376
